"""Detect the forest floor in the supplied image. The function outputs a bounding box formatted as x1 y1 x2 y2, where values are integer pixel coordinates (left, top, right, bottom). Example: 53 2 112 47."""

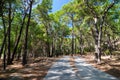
0 57 60 80
0 54 120 80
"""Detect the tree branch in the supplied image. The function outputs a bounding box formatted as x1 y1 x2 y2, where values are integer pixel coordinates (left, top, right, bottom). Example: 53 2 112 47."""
103 1 115 19
84 0 98 18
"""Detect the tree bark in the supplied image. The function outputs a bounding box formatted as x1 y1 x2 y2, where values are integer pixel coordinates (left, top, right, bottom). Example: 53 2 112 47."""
46 42 51 57
3 44 7 70
7 2 12 65
22 0 33 65
78 32 84 55
71 15 75 55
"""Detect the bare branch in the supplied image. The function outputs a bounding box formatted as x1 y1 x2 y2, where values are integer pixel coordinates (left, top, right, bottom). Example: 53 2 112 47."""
103 1 115 19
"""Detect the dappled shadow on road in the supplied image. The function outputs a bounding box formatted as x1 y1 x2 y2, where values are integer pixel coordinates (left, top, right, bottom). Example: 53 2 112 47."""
82 55 120 79
44 56 79 80
74 56 119 80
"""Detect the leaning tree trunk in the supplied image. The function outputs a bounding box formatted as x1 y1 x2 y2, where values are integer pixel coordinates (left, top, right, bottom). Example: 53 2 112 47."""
22 0 33 65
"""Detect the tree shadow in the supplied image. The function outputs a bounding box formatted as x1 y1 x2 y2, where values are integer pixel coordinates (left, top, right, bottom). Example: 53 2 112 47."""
74 56 119 80
105 68 120 78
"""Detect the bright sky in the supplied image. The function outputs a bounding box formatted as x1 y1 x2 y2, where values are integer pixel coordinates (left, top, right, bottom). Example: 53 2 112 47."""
52 0 71 12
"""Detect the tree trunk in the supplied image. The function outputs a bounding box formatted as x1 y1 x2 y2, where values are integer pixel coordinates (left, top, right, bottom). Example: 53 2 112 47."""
7 2 12 65
3 44 7 70
71 19 74 55
96 1 115 63
22 0 33 65
46 42 51 57
93 17 103 64
17 46 22 60
91 17 102 63
79 33 84 56
97 25 102 63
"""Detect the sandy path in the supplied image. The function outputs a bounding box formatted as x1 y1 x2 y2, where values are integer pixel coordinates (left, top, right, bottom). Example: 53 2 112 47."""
44 56 119 80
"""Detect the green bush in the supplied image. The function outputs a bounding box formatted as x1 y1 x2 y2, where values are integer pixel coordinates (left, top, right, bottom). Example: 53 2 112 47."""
84 46 94 52
104 49 110 55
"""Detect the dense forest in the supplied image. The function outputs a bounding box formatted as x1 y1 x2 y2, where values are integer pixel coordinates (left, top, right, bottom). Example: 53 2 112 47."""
0 0 120 71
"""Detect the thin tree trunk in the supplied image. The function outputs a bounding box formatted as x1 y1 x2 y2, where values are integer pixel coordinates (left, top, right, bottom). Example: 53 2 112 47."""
97 23 103 63
3 44 7 70
46 42 51 57
17 50 21 60
71 16 74 55
59 37 64 55
79 33 84 55
52 38 55 57
22 0 33 65
7 2 12 65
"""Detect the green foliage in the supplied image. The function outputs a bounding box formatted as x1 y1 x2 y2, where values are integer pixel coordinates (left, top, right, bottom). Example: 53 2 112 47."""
36 0 52 20
84 46 94 52
104 49 110 55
